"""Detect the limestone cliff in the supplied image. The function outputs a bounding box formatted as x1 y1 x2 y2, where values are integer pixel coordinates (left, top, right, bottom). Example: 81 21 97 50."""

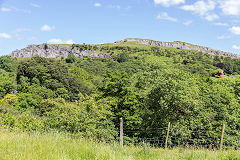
116 38 240 58
9 44 110 58
9 38 239 58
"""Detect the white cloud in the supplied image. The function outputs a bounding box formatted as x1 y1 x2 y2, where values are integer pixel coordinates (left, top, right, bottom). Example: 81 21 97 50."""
28 37 38 41
65 40 75 44
47 39 63 44
229 26 240 35
154 0 185 7
15 33 23 40
214 22 228 26
15 28 31 32
1 7 11 12
94 3 102 7
11 7 31 14
41 25 55 31
108 5 121 9
181 0 216 15
204 13 219 21
233 45 240 49
156 12 177 22
180 0 218 21
217 35 231 39
30 3 40 8
218 0 240 16
13 28 32 40
183 20 192 26
1 7 32 13
47 39 75 44
125 6 132 10
0 33 11 39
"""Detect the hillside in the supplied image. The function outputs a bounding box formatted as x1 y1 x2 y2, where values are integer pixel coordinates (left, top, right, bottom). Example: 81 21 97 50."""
1 38 240 149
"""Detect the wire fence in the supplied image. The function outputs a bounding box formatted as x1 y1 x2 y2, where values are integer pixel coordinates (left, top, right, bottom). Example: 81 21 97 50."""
120 122 240 150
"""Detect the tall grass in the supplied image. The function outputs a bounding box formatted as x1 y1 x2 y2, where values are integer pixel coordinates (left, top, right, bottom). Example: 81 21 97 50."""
0 130 240 160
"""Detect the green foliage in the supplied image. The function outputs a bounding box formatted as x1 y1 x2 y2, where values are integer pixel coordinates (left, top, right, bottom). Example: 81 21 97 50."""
0 69 16 98
66 53 76 63
0 56 16 72
117 52 129 63
145 70 201 126
99 72 142 129
16 56 90 101
0 94 18 104
14 93 40 112
2 42 240 144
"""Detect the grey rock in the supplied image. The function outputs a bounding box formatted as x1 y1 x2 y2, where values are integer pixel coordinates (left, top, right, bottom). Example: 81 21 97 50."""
10 39 240 59
9 44 110 58
116 38 240 58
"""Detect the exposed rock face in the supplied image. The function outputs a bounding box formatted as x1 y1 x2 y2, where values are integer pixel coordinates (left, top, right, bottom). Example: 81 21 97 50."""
117 38 240 58
10 38 240 58
10 44 110 58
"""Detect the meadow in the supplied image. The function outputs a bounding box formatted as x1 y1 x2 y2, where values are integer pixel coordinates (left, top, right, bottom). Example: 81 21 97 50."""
1 130 240 160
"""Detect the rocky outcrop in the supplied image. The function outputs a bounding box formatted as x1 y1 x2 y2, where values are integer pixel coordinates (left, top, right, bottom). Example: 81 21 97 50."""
10 44 110 58
117 38 240 58
10 38 240 58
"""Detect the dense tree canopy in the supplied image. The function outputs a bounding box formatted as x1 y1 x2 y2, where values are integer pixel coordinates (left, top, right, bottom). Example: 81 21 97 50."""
1 42 240 144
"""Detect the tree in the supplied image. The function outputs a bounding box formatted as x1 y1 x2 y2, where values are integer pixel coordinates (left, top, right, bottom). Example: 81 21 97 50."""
117 52 128 63
144 70 201 128
0 69 16 98
66 53 76 63
99 72 142 129
0 56 15 72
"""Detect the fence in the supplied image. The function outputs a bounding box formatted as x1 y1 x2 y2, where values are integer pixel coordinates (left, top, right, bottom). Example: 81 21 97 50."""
119 118 240 150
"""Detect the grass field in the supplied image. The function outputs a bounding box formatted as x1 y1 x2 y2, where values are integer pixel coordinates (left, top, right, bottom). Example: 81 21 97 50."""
0 130 240 160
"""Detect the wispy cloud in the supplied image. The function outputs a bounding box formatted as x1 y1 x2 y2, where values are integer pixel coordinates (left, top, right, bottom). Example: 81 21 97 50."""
30 3 40 8
154 0 185 7
229 26 240 35
204 13 219 21
218 0 240 16
180 0 218 21
233 45 240 49
1 6 31 13
214 22 229 26
217 35 231 39
1 7 11 12
41 25 55 31
180 0 215 15
108 4 121 9
156 12 177 22
12 28 32 40
94 3 102 7
0 33 11 39
15 28 31 33
125 6 132 10
183 20 192 26
11 7 31 14
47 39 75 44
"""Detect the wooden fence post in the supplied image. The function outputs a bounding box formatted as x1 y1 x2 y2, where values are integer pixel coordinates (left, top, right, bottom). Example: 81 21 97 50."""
120 118 123 148
165 122 171 150
220 123 225 151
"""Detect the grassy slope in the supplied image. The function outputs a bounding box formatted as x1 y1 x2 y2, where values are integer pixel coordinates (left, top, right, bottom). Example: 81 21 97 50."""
1 131 240 160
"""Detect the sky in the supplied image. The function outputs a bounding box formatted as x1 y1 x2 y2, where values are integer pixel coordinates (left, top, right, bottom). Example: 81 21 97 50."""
0 0 240 55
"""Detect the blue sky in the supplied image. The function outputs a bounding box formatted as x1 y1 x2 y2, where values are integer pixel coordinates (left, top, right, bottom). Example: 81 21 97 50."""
0 0 240 55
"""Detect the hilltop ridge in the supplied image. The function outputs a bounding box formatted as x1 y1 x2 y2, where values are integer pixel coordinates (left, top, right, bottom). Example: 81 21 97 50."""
116 38 239 58
9 38 239 58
